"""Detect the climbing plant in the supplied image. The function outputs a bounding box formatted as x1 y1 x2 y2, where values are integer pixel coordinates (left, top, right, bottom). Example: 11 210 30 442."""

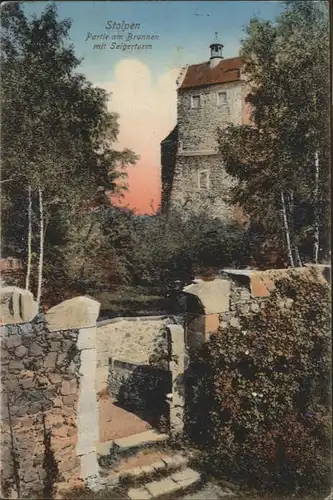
190 268 331 493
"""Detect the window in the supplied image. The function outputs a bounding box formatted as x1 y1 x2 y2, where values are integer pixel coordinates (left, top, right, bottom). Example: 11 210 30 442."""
198 170 210 190
218 91 227 105
191 95 201 109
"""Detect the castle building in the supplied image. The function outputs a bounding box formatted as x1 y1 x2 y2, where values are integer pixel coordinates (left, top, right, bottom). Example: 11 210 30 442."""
161 37 250 219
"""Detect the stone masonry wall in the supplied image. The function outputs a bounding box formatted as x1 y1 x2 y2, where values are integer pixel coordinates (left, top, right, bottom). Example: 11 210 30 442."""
0 290 101 499
169 153 237 219
177 81 244 152
0 315 81 499
96 317 169 395
219 281 268 330
168 80 245 219
108 358 171 429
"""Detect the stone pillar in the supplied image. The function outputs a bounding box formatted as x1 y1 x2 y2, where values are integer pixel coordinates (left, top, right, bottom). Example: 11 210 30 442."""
76 324 101 491
46 296 102 492
167 324 186 436
182 279 231 351
0 286 38 324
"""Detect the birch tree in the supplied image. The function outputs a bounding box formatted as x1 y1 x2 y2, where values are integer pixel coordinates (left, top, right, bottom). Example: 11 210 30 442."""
217 1 330 266
1 3 138 300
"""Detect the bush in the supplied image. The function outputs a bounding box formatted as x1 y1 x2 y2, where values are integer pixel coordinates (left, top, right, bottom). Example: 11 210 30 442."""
190 269 331 493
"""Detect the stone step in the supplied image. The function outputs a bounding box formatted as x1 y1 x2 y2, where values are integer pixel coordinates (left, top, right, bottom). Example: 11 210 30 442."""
97 430 169 463
113 430 169 453
119 453 189 484
127 467 202 499
102 452 190 488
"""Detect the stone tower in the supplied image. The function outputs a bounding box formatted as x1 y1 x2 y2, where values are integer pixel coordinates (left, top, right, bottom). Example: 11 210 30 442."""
161 37 249 219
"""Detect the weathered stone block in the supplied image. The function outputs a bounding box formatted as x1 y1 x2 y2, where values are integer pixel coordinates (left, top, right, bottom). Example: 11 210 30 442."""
56 353 67 366
145 477 180 497
27 402 43 414
61 379 77 396
46 296 100 331
36 375 48 386
49 341 61 352
9 360 25 371
43 352 57 368
6 335 22 349
14 345 28 358
20 377 35 389
240 290 251 301
48 373 62 384
250 302 260 313
29 342 44 357
230 317 240 329
63 395 76 406
128 487 152 499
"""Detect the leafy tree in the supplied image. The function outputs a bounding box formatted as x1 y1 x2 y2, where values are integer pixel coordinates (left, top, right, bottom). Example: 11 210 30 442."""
129 211 251 291
1 2 137 302
218 1 330 267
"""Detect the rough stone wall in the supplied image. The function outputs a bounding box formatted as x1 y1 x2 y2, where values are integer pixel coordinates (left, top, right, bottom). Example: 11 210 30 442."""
108 358 171 428
167 81 245 219
96 317 168 394
108 358 143 399
177 81 244 152
0 290 101 498
219 280 267 330
170 153 237 219
0 316 81 499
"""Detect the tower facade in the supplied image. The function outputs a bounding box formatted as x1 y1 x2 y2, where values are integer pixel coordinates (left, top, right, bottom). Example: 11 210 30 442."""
161 39 249 220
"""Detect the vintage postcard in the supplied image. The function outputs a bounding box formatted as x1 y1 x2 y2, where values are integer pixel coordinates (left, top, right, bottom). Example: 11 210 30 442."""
0 1 331 500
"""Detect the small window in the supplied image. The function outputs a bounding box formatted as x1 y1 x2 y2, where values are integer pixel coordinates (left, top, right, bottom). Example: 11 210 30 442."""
218 91 227 105
191 95 201 109
198 170 209 190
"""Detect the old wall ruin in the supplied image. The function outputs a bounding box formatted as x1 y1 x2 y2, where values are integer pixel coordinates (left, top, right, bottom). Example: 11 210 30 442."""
96 316 169 395
0 289 101 499
98 316 186 435
182 266 330 354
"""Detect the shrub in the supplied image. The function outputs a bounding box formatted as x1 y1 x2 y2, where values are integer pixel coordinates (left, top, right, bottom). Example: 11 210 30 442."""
191 269 331 493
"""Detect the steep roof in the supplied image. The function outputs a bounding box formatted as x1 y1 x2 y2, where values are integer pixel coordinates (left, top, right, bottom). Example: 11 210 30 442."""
179 56 243 90
161 125 178 144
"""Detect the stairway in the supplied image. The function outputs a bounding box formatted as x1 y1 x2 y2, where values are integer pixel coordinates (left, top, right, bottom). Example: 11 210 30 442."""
96 430 204 499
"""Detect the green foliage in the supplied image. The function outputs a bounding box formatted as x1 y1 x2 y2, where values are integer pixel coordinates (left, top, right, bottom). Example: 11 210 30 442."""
1 3 137 297
218 1 330 265
130 211 251 290
191 270 331 493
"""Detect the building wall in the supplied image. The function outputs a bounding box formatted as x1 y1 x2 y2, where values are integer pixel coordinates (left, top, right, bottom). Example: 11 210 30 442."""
166 79 245 219
169 153 237 219
177 80 244 153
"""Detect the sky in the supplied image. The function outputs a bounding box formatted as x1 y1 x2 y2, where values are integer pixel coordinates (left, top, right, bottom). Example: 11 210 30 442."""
24 1 285 214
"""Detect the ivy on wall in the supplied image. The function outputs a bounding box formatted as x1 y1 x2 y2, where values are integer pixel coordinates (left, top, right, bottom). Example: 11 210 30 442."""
188 269 331 493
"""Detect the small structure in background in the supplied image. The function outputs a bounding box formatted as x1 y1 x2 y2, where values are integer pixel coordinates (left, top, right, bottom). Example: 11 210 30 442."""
0 257 22 285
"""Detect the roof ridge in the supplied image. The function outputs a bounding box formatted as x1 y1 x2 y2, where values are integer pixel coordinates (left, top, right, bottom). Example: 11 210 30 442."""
188 55 242 68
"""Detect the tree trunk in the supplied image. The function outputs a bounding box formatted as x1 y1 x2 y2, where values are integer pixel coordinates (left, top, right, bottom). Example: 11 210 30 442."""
25 185 32 291
288 190 302 267
36 188 44 308
281 190 294 267
313 150 320 263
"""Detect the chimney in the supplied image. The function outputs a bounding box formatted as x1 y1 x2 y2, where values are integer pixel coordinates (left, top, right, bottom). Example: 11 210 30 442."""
209 32 223 69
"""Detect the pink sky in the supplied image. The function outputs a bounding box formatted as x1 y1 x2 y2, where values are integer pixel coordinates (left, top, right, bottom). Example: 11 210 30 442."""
100 59 180 214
